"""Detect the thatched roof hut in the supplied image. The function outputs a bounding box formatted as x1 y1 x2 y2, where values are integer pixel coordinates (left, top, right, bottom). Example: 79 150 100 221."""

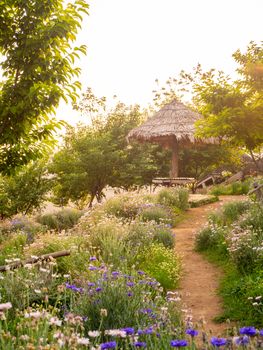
127 99 211 177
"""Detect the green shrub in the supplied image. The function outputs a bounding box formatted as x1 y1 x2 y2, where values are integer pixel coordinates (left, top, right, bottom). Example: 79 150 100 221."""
68 269 177 332
189 195 218 208
208 201 250 227
151 224 175 248
222 201 250 224
157 187 189 210
137 244 180 290
194 225 227 254
102 194 147 220
0 233 27 265
240 204 263 233
210 179 252 196
125 221 175 250
25 233 92 276
0 262 62 314
37 208 83 231
220 269 263 326
139 204 177 226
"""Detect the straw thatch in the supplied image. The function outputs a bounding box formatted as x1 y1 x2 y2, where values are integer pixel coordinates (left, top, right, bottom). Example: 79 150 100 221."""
127 99 214 178
127 99 205 146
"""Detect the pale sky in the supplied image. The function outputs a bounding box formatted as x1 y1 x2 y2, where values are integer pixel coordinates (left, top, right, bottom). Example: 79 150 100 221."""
58 0 263 124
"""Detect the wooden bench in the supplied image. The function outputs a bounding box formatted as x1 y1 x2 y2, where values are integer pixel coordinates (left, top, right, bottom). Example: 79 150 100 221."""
152 177 196 191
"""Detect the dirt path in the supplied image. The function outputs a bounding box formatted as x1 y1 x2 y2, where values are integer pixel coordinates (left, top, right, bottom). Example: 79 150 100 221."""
174 195 246 336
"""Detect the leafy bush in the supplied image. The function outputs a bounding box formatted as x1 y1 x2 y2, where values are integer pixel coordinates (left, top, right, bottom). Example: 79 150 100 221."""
208 200 250 226
220 270 263 326
102 194 146 220
0 261 62 314
139 204 177 226
157 187 189 210
125 221 175 250
195 225 227 254
0 233 27 265
137 244 180 290
25 233 92 276
36 208 83 231
210 179 252 196
189 195 218 208
227 225 263 273
67 268 181 332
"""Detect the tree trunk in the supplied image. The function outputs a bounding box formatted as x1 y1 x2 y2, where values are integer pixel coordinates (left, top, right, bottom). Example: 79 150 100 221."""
249 149 261 173
170 139 179 178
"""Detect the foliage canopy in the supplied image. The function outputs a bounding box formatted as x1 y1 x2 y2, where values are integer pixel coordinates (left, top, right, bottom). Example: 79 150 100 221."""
0 0 88 173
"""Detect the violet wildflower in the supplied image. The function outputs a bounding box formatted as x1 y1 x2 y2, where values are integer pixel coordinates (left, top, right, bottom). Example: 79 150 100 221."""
88 282 96 287
89 256 97 261
144 327 153 335
186 329 198 337
89 266 97 271
137 329 144 336
133 341 146 348
122 327 135 335
96 287 102 292
126 281 135 287
137 270 145 275
210 337 227 347
100 341 117 349
170 340 188 347
239 327 257 336
112 271 119 276
260 329 263 336
140 308 153 314
235 336 249 346
127 291 133 297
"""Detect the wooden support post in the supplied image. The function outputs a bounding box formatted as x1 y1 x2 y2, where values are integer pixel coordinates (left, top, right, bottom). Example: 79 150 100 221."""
171 139 179 178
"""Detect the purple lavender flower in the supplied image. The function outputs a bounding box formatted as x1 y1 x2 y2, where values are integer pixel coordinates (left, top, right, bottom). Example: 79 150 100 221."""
111 271 119 276
89 265 97 271
235 336 249 346
210 337 227 347
88 282 96 287
100 341 117 349
122 327 135 335
133 341 146 348
144 327 153 335
65 283 83 293
186 329 198 337
89 256 97 261
126 282 135 287
239 327 257 336
140 308 153 314
260 329 263 336
127 291 133 297
137 270 145 275
170 340 188 347
137 329 144 336
96 287 102 292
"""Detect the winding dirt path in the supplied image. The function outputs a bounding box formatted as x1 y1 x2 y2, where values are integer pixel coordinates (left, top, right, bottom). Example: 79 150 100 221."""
174 195 246 336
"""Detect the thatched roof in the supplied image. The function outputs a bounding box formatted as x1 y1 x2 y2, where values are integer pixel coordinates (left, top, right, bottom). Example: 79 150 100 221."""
127 100 207 146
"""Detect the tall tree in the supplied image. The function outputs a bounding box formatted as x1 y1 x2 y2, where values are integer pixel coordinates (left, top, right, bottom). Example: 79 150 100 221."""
50 96 170 208
0 159 53 218
0 0 88 173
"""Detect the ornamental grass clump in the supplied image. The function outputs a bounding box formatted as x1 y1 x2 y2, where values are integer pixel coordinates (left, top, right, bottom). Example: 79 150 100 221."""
37 208 83 231
138 204 177 226
103 193 151 220
157 188 189 211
